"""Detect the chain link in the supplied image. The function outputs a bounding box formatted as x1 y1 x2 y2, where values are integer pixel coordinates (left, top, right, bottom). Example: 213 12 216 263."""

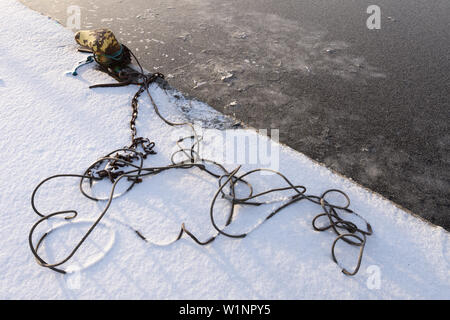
128 72 164 155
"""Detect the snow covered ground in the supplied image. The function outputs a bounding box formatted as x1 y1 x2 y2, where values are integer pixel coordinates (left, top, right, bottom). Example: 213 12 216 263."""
0 0 448 299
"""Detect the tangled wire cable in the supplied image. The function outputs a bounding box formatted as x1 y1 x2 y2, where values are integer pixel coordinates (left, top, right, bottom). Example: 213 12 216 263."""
28 50 373 276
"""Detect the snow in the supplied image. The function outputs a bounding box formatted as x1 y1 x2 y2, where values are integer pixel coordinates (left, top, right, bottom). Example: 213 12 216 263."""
0 0 449 299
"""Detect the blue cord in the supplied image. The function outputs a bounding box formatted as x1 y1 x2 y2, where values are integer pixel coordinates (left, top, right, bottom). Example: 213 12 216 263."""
69 45 123 76
101 44 123 61
70 55 94 76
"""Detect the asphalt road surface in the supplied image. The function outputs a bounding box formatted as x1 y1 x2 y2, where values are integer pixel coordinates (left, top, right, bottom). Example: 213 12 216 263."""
21 0 450 230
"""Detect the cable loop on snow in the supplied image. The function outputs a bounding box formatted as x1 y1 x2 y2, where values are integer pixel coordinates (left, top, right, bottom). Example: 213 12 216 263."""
28 48 373 276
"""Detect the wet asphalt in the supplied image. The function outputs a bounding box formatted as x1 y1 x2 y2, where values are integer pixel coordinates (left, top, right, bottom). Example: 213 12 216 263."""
20 0 450 230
